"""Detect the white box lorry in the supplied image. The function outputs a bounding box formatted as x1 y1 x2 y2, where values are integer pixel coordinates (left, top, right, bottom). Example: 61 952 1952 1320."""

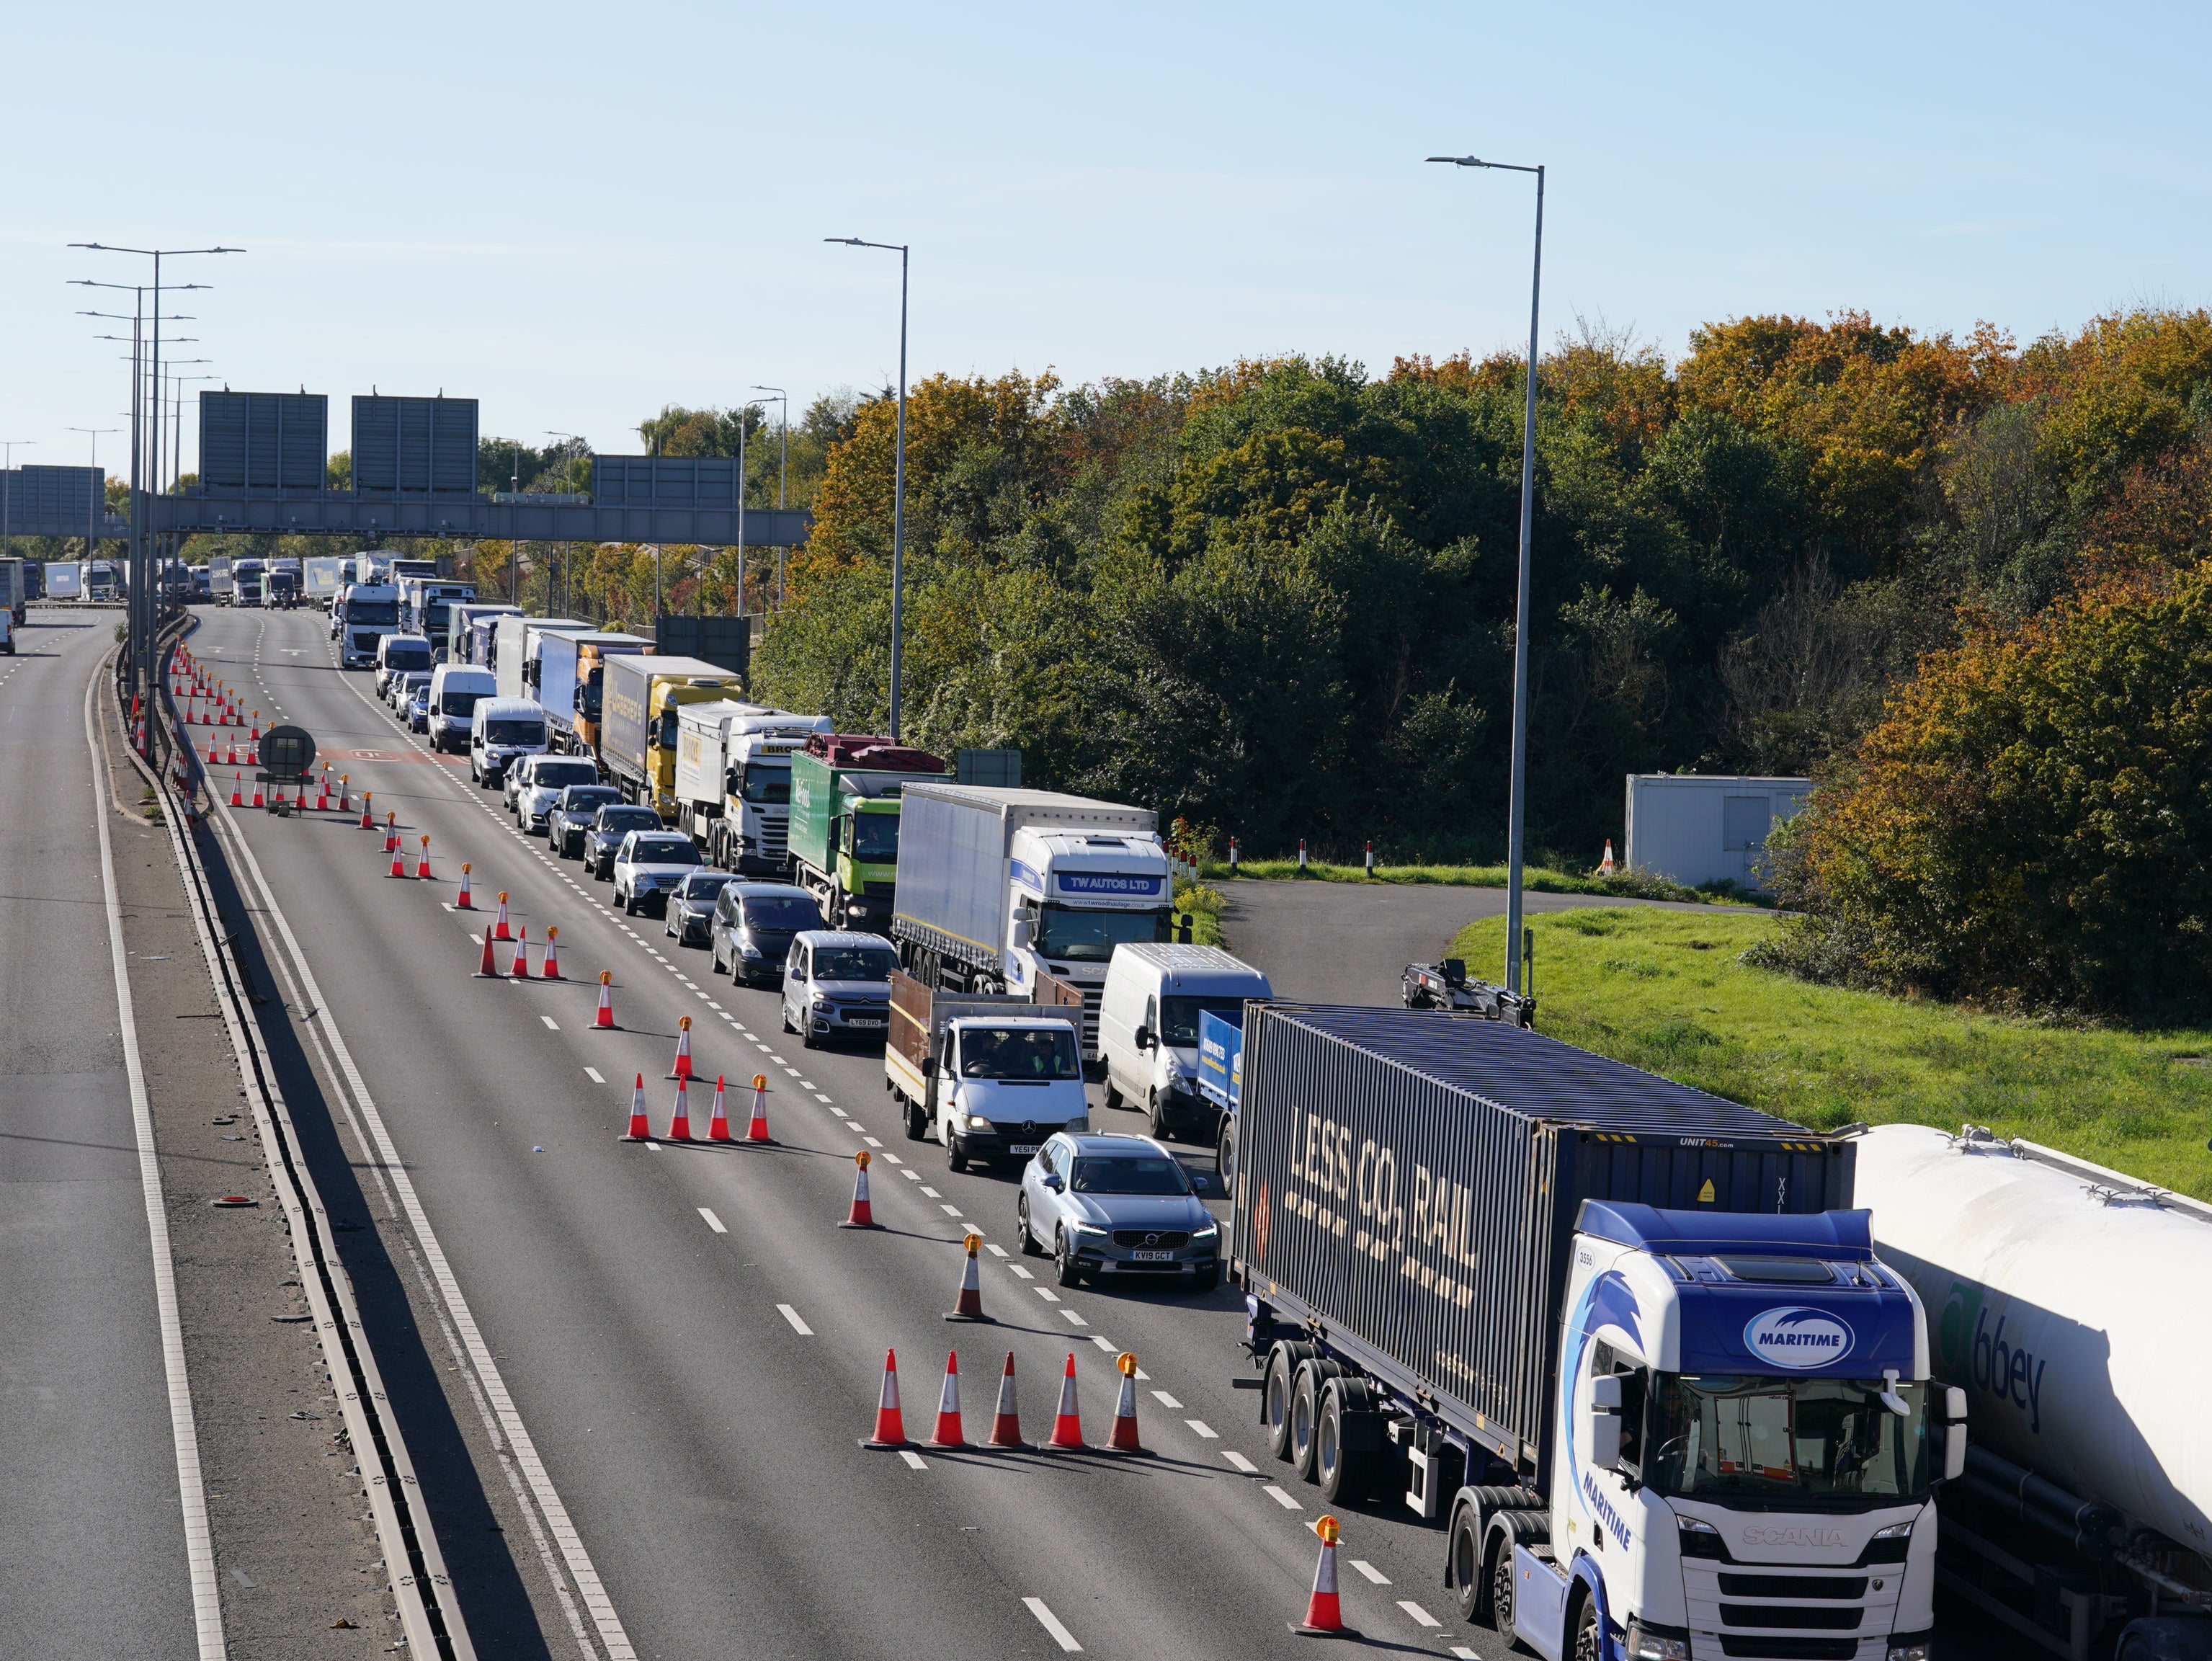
672 700 833 875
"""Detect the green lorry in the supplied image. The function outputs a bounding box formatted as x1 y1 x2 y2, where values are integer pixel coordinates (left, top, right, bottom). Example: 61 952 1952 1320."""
785 734 947 932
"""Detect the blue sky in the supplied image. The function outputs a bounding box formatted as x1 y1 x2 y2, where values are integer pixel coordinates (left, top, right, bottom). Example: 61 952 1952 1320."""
4 1 2206 475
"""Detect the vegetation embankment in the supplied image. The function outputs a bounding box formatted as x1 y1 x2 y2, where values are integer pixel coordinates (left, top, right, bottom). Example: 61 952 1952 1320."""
1205 856 1760 906
1453 908 2212 1198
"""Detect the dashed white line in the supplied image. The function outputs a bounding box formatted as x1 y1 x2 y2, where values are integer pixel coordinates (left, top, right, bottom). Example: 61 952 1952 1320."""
776 1304 813 1335
1034 1286 1060 1302
697 1208 727 1234
901 1169 922 1183
1263 1484 1303 1510
920 1185 941 1198
1151 1391 1183 1409
940 1205 964 1218
1059 1309 1087 1326
984 1243 1009 1259
864 1136 883 1149
1184 1419 1218 1438
1022 1597 1083 1653
1397 1600 1441 1628
1221 1450 1258 1474
1350 1559 1391 1585
540 1015 559 1030
898 1449 927 1471
1009 1265 1035 1281
584 1067 605 1084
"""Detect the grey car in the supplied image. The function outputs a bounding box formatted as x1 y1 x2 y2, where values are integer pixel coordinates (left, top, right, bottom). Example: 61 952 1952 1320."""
710 883 822 984
550 785 622 858
780 931 896 1048
585 805 664 880
1016 1132 1220 1292
664 869 739 947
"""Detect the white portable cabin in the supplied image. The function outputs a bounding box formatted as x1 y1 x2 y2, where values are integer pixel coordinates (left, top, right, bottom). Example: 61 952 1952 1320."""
1622 772 1811 890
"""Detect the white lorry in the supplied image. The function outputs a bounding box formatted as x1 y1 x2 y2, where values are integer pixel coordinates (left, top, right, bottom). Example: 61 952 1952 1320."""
883 968 1089 1167
672 701 833 876
337 583 402 669
889 783 1177 1064
493 615 593 703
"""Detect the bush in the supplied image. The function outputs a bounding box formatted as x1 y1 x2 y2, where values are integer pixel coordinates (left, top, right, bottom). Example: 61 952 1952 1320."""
1756 561 2212 1018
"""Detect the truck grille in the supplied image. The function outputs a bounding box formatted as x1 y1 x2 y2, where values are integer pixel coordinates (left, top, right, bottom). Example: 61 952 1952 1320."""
1718 1577 1865 1601
1687 1555 1891 1661
1719 1606 1860 1631
756 818 788 860
1714 1640 1858 1660
1110 1230 1189 1248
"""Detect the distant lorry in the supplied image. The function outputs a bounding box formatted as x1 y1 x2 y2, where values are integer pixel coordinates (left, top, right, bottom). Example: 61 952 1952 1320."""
1231 1004 1958 1661
571 636 653 757
45 561 83 600
531 629 647 755
303 555 349 607
788 735 948 934
336 583 401 669
672 701 832 875
494 615 593 703
0 557 24 623
891 783 1174 1062
883 968 1089 1166
448 602 522 666
209 556 233 600
596 654 747 817
401 578 475 644
267 569 301 609
1855 1125 2212 1660
231 558 264 607
87 560 119 601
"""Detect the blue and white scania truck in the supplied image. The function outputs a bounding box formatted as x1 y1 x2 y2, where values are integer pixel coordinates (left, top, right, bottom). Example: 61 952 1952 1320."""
1229 1005 1963 1661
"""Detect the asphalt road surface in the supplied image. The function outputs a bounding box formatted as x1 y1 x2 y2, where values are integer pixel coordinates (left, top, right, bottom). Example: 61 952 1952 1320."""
0 609 207 1658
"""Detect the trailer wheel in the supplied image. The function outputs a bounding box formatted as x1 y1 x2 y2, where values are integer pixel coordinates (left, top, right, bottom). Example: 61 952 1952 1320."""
1262 1342 1314 1459
1288 1360 1341 1480
1315 1380 1375 1503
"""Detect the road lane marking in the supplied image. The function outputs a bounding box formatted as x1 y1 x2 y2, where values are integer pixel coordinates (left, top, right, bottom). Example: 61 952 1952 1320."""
1034 1287 1059 1301
540 1015 559 1030
1350 1559 1390 1585
1060 1309 1087 1326
1397 1601 1441 1628
1185 1420 1218 1438
901 1169 922 1182
1151 1391 1183 1409
584 1067 605 1084
898 1450 927 1470
940 1205 964 1217
864 1136 883 1148
920 1185 941 1198
984 1243 1009 1259
1023 1598 1083 1653
1009 1265 1035 1280
1222 1450 1258 1474
697 1208 727 1234
1264 1484 1302 1510
776 1304 813 1335
879 1152 901 1165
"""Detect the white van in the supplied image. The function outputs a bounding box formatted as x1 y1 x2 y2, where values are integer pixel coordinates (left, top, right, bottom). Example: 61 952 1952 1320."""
427 664 496 752
469 696 550 788
374 633 434 696
1097 943 1272 1141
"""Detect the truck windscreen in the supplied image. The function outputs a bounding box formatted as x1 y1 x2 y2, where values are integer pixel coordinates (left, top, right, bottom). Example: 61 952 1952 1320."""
1646 1374 1930 1502
348 602 399 626
850 813 900 860
1157 997 1252 1048
1034 904 1174 963
740 764 790 805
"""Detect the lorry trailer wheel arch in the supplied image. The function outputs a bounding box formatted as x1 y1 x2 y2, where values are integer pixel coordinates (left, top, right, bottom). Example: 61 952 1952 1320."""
1262 1342 1317 1454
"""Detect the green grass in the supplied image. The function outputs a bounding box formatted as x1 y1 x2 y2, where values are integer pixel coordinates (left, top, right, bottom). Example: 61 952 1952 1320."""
1207 858 1762 907
1174 881 1228 948
1448 907 2212 1199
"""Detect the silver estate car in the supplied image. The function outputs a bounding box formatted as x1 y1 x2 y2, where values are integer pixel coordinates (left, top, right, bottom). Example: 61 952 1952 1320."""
1016 1132 1221 1292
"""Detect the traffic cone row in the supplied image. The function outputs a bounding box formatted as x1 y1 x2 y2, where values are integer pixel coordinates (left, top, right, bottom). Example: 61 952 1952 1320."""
862 1348 1138 1458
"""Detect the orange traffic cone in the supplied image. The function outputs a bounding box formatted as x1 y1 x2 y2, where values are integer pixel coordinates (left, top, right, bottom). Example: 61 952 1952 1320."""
337 775 350 813
944 1232 989 1322
926 1350 967 1449
388 841 407 878
594 970 616 1028
1045 1353 1087 1450
509 925 530 979
359 791 374 830
456 863 473 909
474 925 501 979
706 1076 731 1141
249 715 260 741
1103 1351 1149 1454
316 772 329 811
987 1352 1029 1448
251 778 264 809
415 835 432 881
622 1074 650 1141
384 812 399 853
541 927 562 979
666 1016 694 1082
665 1078 692 1141
1600 838 1615 876
1290 1515 1355 1637
205 736 218 764
744 1073 771 1143
226 739 238 765
230 772 243 808
837 1150 877 1228
493 892 512 941
860 1348 910 1450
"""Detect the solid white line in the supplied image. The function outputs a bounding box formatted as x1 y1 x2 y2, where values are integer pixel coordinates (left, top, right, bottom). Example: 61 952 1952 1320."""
584 1067 605 1084
775 1304 813 1335
1350 1559 1391 1585
87 666 226 1661
697 1208 727 1234
1264 1484 1303 1510
1396 1600 1441 1627
1023 1597 1083 1653
205 796 637 1660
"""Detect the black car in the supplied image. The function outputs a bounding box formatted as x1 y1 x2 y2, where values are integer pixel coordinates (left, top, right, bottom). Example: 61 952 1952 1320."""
587 804 665 880
550 785 623 858
710 883 824 985
665 870 741 947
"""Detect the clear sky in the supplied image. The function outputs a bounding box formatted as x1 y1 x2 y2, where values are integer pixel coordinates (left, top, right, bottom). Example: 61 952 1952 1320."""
4 1 2206 476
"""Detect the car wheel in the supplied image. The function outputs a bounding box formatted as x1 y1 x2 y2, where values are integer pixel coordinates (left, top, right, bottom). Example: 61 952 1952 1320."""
947 1136 968 1174
1190 1264 1219 1293
710 943 724 975
623 894 637 916
780 1006 795 1035
904 1097 927 1141
1053 1229 1082 1288
1017 1194 1044 1255
800 1025 819 1051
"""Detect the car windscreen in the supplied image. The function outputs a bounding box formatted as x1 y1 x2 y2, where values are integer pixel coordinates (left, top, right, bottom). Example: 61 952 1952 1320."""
679 873 736 899
559 788 619 812
739 895 822 932
531 762 599 789
813 948 895 982
383 645 432 670
1069 1156 1191 1195
440 689 489 716
630 840 700 865
959 1027 1081 1079
483 719 545 744
596 809 660 834
1157 996 1253 1047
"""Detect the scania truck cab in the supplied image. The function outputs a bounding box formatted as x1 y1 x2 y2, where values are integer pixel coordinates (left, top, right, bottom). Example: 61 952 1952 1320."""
339 584 401 669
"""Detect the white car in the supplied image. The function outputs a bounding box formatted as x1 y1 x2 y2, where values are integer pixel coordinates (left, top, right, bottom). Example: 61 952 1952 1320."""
512 755 602 834
611 830 705 917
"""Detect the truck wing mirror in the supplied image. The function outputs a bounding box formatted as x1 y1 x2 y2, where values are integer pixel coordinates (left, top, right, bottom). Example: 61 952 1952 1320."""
922 1056 937 1079
1942 1386 1968 1481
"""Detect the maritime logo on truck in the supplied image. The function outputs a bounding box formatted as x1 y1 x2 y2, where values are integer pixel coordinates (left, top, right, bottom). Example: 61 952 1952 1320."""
1744 1307 1855 1368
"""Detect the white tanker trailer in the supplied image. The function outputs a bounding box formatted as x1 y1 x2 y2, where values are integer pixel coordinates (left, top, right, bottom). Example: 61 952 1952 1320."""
1853 1123 2212 1661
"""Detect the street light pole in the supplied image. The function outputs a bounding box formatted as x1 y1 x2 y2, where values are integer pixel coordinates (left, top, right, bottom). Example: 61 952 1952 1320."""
751 386 788 608
1428 153 1544 997
734 404 748 622
67 427 118 557
825 237 909 739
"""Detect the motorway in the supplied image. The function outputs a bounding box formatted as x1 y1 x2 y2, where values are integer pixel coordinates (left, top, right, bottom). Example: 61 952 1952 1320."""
0 609 211 1657
177 602 1531 1660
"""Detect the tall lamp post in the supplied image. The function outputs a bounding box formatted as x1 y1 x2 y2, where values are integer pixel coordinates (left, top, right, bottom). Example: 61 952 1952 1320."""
751 385 788 608
1427 153 1544 998
824 236 909 740
67 427 118 557
544 431 579 617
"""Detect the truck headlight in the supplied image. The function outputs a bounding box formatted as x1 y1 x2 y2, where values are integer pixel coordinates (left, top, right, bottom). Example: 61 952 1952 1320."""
1625 1624 1690 1661
1885 1643 1933 1661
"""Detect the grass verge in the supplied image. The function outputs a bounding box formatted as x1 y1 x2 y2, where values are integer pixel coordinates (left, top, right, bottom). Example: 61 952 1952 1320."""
1448 907 2212 1198
1208 857 1762 907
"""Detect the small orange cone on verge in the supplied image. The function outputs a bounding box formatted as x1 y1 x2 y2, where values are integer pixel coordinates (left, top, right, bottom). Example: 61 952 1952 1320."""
838 1149 877 1229
593 969 616 1028
987 1352 1029 1448
926 1350 967 1448
705 1076 731 1141
860 1348 911 1450
1045 1353 1087 1450
622 1074 650 1141
944 1231 989 1322
1290 1515 1356 1638
1600 838 1615 876
745 1073 771 1142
